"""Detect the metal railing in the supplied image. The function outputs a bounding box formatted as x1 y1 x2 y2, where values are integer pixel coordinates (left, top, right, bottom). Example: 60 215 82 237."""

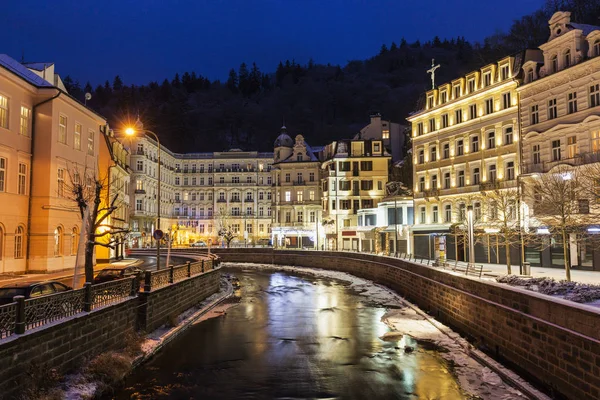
24 289 86 331
90 277 136 310
0 303 16 339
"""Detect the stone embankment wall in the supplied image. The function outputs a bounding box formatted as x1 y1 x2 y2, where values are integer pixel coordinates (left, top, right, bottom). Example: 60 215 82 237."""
212 248 600 400
0 268 220 399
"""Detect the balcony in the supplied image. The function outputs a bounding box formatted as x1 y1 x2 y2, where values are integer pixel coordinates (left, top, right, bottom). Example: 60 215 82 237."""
293 180 306 186
134 189 146 194
217 199 227 203
292 200 320 205
423 188 440 199
479 181 499 191
230 198 241 203
522 151 600 174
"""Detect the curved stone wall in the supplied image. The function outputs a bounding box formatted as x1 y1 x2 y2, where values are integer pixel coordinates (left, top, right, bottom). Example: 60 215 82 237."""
209 248 600 400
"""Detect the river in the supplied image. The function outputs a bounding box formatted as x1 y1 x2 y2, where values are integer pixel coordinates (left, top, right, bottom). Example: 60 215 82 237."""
111 266 465 399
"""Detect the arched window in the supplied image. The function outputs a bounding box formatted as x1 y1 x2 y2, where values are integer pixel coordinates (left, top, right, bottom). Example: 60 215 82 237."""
14 226 23 259
54 226 63 256
71 226 79 256
296 153 303 161
551 55 558 73
564 49 571 68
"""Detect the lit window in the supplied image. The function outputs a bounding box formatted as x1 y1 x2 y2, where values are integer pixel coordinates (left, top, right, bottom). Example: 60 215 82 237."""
74 123 82 150
567 136 577 158
54 227 63 256
87 129 95 155
59 115 67 143
0 95 8 129
285 191 291 202
592 130 600 153
20 106 30 136
382 129 390 139
57 168 65 197
591 84 600 107
14 226 24 259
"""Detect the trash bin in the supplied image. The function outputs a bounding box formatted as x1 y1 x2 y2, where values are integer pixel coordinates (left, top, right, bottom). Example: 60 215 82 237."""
522 262 531 276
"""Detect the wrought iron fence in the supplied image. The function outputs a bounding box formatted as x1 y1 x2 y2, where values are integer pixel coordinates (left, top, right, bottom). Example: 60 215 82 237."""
172 265 189 283
24 289 86 330
151 269 170 290
91 277 135 310
0 303 16 339
190 261 204 276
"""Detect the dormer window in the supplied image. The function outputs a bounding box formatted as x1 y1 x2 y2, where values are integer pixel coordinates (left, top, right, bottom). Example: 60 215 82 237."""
427 96 434 109
483 72 491 87
440 91 447 104
297 153 303 161
467 78 475 93
594 40 600 57
527 69 534 83
551 55 558 73
500 64 510 80
453 85 461 99
564 49 571 68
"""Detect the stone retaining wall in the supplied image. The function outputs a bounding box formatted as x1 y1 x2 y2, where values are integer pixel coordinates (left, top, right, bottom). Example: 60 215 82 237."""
212 248 600 400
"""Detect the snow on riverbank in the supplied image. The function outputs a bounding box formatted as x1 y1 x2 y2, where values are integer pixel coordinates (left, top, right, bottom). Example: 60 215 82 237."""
225 262 550 400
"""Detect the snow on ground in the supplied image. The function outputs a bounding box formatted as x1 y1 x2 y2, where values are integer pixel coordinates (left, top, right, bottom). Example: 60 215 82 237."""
225 262 550 400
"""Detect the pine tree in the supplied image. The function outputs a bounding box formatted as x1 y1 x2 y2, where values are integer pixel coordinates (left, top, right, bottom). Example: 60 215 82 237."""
238 63 249 95
113 75 123 91
227 68 238 93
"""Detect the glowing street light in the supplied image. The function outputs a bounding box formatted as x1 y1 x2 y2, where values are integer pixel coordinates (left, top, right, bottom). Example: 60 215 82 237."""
125 123 163 270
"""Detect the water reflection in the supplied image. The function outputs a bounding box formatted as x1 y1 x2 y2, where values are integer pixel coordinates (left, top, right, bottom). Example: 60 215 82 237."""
112 268 464 400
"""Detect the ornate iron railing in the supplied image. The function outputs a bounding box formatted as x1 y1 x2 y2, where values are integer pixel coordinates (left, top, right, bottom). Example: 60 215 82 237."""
172 265 189 283
190 261 204 276
0 303 16 339
24 289 86 330
91 278 135 310
151 269 170 290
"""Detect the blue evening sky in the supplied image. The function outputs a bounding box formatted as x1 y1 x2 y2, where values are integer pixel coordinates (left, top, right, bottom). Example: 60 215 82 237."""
1 0 544 86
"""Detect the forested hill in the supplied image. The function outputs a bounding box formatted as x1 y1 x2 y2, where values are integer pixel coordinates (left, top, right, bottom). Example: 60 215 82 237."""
62 0 600 153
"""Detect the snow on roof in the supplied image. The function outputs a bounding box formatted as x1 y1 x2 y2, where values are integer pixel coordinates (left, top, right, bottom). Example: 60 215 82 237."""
22 62 54 71
0 54 54 88
570 23 600 36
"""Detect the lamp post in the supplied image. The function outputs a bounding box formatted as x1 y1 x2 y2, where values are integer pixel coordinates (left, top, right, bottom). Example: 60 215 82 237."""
125 125 162 270
467 205 475 264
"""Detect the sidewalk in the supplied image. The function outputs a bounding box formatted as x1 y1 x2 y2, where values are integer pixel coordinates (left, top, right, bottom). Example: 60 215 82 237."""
0 258 141 286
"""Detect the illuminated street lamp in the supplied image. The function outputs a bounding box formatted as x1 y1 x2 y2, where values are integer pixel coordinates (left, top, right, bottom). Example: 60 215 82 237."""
467 205 475 264
125 124 163 270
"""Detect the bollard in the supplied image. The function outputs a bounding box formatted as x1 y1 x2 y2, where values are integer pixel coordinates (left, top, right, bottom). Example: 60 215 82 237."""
187 261 191 277
14 296 25 334
144 271 152 292
169 265 174 283
83 282 92 312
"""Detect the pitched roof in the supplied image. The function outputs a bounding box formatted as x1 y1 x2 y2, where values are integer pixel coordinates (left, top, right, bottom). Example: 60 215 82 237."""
0 54 54 87
22 62 54 71
570 23 600 36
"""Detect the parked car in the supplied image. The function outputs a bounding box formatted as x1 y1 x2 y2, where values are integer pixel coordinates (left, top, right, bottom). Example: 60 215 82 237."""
93 266 144 284
190 240 207 247
0 281 72 305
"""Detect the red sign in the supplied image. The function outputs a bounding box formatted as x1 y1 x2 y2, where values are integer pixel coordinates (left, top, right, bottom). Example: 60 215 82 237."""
342 231 356 236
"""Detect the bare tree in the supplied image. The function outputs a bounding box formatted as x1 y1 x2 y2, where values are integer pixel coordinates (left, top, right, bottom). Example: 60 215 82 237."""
524 165 596 281
215 208 237 248
69 167 129 284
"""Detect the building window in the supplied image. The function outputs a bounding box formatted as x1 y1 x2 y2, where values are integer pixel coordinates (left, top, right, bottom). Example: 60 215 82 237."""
455 109 463 124
487 131 495 149
87 130 95 155
360 161 373 171
459 203 466 221
468 78 475 93
20 106 30 136
310 211 316 223
456 140 464 156
473 168 480 185
382 129 390 140
74 123 82 150
443 143 450 159
14 226 23 259
309 172 315 182
483 72 491 87
564 49 571 68
594 40 600 56
0 157 5 192
429 118 436 132
474 202 482 221
0 95 8 129
136 199 142 211
567 136 577 158
469 104 477 120
430 146 437 162
440 91 447 104
441 114 449 128
592 130 600 153
551 55 558 73
432 206 439 223
552 140 561 161
418 150 424 164
471 135 479 152
417 122 423 136
444 204 452 222
453 85 461 98
57 168 65 197
419 207 426 224
530 104 539 124
500 64 510 80
590 84 600 107
458 170 465 187
506 161 515 180
285 191 291 202
431 174 438 189
54 227 63 256
568 92 577 114
419 176 425 192
18 163 26 195
296 191 303 202
309 190 315 200
527 69 534 83
485 98 494 115
136 160 143 171
504 126 513 145
427 96 434 109
488 164 497 182
58 115 67 143
502 92 511 109
444 172 451 189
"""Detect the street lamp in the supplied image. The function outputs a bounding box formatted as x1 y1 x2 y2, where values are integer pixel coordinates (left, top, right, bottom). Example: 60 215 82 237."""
467 205 475 265
125 124 163 270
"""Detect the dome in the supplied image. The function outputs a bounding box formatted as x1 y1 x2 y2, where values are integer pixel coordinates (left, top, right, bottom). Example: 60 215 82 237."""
274 126 293 148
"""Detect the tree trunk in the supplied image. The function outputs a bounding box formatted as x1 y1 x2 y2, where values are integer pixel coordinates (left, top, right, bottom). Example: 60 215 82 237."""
562 229 571 281
505 238 512 275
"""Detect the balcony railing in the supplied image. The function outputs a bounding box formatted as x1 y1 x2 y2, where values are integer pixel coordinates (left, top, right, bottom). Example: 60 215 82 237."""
134 189 146 194
423 188 440 198
522 151 600 174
